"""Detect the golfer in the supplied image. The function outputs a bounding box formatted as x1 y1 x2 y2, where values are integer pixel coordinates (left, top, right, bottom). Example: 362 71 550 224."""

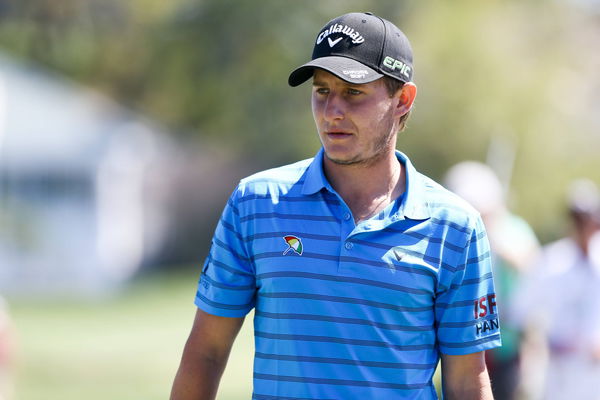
171 12 500 399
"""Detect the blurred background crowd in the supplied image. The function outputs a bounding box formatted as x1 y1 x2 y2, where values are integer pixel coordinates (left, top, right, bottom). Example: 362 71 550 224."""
1 0 600 399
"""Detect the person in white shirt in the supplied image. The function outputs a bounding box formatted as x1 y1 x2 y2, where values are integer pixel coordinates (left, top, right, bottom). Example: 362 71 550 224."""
513 179 600 400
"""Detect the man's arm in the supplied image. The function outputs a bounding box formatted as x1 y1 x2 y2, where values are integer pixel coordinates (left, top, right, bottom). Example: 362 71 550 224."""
170 308 245 400
440 351 494 400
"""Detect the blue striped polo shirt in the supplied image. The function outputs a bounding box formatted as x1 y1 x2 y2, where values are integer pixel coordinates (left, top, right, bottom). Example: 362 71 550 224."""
196 149 501 399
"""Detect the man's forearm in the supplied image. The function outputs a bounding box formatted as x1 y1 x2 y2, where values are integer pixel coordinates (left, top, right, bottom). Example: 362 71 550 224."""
171 310 245 400
443 379 494 400
170 352 228 400
441 352 495 400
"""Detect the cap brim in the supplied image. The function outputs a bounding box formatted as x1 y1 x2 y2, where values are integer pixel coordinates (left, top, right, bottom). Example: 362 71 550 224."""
288 56 383 87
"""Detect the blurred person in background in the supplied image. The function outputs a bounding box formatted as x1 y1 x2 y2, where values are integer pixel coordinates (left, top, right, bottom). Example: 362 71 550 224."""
512 179 600 400
0 295 15 400
444 161 540 400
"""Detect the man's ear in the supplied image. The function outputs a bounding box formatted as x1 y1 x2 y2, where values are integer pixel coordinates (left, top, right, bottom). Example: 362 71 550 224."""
394 82 417 118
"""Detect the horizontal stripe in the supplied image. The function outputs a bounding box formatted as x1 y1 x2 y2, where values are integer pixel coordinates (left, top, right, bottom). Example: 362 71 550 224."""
226 198 240 216
243 177 307 186
406 232 463 253
238 193 341 206
436 299 474 309
255 310 432 332
226 224 486 277
239 219 474 258
256 271 431 295
259 292 432 312
439 333 501 349
462 272 494 285
201 274 255 291
255 352 437 370
340 254 436 278
246 231 339 243
253 251 437 280
438 315 498 328
254 373 429 390
195 291 253 311
213 238 251 262
244 237 461 276
348 240 455 274
467 251 491 265
429 217 472 235
209 258 254 277
383 228 465 253
425 205 491 237
255 331 435 351
443 272 494 293
219 218 244 242
443 253 492 282
240 212 338 223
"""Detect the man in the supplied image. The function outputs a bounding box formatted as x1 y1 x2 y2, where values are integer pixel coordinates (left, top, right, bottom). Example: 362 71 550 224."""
171 12 500 399
512 179 600 400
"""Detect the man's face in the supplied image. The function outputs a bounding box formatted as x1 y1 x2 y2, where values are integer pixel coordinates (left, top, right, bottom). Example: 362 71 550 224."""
311 69 399 167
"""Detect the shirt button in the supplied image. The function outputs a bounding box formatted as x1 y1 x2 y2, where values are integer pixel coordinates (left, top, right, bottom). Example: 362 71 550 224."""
364 223 372 230
345 242 353 250
343 213 351 221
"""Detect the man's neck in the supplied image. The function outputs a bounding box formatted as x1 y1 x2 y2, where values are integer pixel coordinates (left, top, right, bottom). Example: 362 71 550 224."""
323 150 406 223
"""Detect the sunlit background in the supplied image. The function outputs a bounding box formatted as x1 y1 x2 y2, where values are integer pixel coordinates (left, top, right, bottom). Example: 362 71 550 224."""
1 0 600 399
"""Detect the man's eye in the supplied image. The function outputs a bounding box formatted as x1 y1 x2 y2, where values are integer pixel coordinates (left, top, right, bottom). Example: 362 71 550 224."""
315 88 329 95
347 88 362 95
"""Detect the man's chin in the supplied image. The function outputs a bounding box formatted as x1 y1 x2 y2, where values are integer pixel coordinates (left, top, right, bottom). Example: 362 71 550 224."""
324 152 363 166
324 150 390 168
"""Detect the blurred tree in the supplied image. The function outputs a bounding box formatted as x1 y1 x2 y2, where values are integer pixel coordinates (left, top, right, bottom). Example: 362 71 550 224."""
0 0 599 242
399 0 600 242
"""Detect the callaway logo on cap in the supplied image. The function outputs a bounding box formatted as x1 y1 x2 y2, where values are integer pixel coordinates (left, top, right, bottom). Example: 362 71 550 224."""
288 12 414 86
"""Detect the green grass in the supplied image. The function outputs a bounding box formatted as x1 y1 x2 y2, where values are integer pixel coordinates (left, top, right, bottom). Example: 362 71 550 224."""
8 269 254 400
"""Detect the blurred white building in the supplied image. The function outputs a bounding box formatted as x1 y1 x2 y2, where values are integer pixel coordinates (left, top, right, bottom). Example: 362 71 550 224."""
0 53 177 296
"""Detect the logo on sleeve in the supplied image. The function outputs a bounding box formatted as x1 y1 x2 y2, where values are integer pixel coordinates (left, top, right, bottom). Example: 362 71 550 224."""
473 294 499 335
283 235 303 256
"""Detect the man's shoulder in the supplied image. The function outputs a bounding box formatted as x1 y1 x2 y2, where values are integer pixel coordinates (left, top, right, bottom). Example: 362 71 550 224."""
417 172 482 230
236 157 314 196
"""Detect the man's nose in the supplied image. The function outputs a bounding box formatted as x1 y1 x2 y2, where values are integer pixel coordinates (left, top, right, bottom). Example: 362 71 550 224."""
323 92 345 121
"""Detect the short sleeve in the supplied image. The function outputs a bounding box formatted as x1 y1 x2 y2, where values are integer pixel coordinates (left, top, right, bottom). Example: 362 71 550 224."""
435 215 502 355
195 185 256 317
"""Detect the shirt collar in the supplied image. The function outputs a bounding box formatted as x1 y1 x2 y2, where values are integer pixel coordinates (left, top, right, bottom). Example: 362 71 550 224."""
301 148 331 196
396 150 430 221
301 148 430 221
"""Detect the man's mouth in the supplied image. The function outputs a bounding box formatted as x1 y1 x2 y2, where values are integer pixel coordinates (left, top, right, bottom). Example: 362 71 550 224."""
326 130 353 139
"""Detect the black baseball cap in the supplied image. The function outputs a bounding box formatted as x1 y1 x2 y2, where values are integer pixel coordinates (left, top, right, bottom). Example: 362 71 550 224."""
288 12 414 87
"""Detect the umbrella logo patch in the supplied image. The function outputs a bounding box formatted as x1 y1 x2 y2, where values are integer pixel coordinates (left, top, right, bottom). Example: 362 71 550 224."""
283 235 303 256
